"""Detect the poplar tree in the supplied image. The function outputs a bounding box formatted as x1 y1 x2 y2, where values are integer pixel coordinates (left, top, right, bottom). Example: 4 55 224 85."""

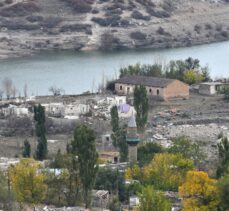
34 104 47 160
110 106 119 133
22 139 31 158
110 106 128 162
71 125 98 208
134 85 149 132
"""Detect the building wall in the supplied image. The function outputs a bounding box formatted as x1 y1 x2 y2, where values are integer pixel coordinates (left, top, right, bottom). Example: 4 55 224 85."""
115 83 135 95
163 80 189 100
115 80 189 100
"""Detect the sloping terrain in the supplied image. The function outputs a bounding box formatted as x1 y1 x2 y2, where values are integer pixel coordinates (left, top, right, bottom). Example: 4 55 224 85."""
0 0 229 58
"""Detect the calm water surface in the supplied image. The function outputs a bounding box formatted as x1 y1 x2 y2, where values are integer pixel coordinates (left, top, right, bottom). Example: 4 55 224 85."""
0 41 229 96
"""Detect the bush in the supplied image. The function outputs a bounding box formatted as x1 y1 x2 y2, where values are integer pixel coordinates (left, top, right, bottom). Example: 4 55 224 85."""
216 24 223 32
130 31 146 40
91 15 127 27
205 23 212 30
60 24 92 34
100 31 121 50
147 9 171 18
131 10 150 21
157 27 171 36
5 0 13 4
26 15 44 23
40 17 62 29
62 0 94 13
194 24 201 34
0 2 41 17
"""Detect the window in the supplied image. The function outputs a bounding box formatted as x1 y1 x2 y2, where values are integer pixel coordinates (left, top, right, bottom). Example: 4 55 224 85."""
120 85 123 90
149 88 152 93
157 89 159 95
127 87 130 93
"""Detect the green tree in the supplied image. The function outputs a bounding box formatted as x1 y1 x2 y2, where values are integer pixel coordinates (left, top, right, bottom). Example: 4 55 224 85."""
119 63 142 78
110 106 119 133
218 172 229 211
95 168 126 202
138 186 171 211
109 196 121 211
34 104 47 160
138 142 163 166
9 159 47 208
201 67 211 82
22 139 31 158
119 63 163 78
217 136 229 178
220 86 229 100
143 153 194 191
71 125 98 208
112 126 128 162
134 85 149 132
0 170 15 211
168 136 204 168
46 153 81 206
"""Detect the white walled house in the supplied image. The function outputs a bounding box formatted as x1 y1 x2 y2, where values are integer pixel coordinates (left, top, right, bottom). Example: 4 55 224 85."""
64 103 90 116
199 82 228 95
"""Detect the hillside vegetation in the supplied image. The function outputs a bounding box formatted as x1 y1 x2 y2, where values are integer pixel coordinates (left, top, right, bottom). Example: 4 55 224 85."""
0 0 229 58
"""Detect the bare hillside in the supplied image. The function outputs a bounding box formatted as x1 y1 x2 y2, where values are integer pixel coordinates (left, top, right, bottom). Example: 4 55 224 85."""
0 0 229 58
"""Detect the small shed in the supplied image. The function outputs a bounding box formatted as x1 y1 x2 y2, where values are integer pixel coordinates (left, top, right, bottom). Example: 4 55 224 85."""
199 82 223 95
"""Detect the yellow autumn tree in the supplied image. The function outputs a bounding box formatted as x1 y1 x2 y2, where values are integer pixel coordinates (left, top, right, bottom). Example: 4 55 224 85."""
143 153 194 191
9 158 47 206
183 69 203 85
179 171 219 211
125 164 141 180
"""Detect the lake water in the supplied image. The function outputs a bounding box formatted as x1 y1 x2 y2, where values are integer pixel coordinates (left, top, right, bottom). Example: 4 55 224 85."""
0 41 229 96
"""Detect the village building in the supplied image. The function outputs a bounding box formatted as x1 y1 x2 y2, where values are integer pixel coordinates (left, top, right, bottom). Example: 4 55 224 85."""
0 104 30 117
42 103 65 118
115 76 189 100
199 82 229 95
64 103 90 116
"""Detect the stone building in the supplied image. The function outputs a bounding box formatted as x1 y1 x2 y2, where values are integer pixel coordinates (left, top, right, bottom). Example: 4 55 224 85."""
199 82 229 95
126 115 140 163
115 76 189 100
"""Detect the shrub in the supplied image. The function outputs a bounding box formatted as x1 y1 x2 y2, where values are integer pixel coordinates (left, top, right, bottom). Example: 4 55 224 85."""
194 24 201 34
26 15 44 23
131 10 150 21
205 23 212 30
40 17 62 29
5 0 13 4
0 2 41 17
100 31 121 50
216 24 223 31
147 9 171 18
62 0 94 13
60 24 92 34
130 31 146 40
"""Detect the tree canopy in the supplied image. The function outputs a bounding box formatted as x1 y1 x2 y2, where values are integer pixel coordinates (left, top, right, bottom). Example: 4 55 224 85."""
34 104 47 160
143 153 194 191
71 125 98 208
138 186 171 211
9 158 47 205
179 171 219 211
134 85 149 132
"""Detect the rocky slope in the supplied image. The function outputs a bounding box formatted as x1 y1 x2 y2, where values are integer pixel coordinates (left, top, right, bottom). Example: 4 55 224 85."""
0 0 229 58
